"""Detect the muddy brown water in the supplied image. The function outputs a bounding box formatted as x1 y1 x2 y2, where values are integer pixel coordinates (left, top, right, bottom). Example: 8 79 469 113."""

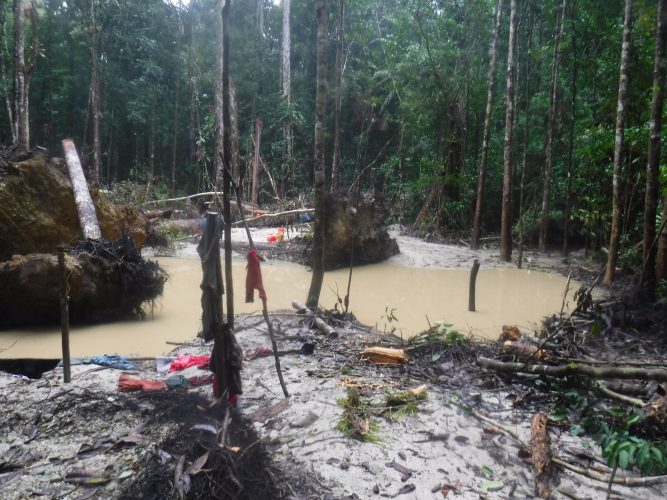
0 256 577 359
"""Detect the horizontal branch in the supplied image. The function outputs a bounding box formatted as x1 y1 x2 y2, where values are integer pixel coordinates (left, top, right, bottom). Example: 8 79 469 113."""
231 208 314 227
478 357 667 382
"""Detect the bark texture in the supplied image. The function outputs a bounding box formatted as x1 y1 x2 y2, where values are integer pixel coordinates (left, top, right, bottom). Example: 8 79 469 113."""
13 0 27 150
530 412 552 498
604 0 632 285
331 0 345 193
89 0 101 184
281 0 292 164
641 0 667 295
471 0 503 250
500 0 517 262
63 139 102 240
306 0 327 308
538 0 566 253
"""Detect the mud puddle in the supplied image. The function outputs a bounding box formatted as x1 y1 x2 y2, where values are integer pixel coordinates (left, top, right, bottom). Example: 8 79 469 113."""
0 253 576 359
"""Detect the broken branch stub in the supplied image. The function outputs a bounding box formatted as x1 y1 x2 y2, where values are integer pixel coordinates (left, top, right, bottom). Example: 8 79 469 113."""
530 412 552 498
360 347 407 365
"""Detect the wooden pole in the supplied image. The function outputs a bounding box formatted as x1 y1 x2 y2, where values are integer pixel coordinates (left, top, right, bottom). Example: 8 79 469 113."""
57 245 71 383
468 259 480 312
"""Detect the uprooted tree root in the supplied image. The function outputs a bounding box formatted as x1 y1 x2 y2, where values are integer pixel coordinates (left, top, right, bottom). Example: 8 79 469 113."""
122 391 315 499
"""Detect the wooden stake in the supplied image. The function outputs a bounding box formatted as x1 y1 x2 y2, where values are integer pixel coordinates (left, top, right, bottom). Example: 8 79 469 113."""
57 246 71 383
468 259 480 312
262 297 289 398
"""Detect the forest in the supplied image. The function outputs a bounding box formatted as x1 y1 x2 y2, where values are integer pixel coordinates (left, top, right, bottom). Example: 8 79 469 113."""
1 0 666 297
4 1 667 499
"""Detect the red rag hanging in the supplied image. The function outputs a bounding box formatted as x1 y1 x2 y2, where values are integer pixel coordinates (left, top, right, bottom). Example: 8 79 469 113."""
246 248 267 303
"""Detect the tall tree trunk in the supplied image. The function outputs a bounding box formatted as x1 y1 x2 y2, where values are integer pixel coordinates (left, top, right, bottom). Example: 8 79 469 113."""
256 0 264 35
213 0 224 191
331 0 345 193
563 0 578 257
471 0 503 250
500 0 518 262
0 1 15 144
171 75 180 195
603 0 633 285
188 0 197 163
281 0 292 168
518 0 535 269
145 109 155 203
251 117 262 205
538 0 566 253
640 0 667 296
307 0 327 308
221 0 234 328
13 0 27 150
89 0 101 184
230 80 241 183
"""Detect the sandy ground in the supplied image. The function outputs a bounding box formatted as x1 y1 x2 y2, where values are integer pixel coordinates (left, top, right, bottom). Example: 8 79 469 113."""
2 310 663 499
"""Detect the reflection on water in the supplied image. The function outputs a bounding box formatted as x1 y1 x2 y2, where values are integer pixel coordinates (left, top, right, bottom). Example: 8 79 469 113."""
0 256 577 359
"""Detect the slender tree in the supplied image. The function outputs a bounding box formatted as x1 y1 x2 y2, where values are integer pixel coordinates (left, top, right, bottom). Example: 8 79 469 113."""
13 0 27 150
500 0 517 262
0 1 15 144
306 0 327 308
471 0 503 250
539 0 566 253
221 0 233 327
640 0 667 296
170 1 184 196
251 116 262 205
89 0 101 183
330 0 345 192
518 0 535 269
604 0 633 285
563 0 578 257
281 0 292 166
213 0 225 191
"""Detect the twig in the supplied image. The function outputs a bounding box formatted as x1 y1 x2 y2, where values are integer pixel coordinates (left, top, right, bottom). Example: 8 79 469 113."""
595 382 645 408
262 300 290 398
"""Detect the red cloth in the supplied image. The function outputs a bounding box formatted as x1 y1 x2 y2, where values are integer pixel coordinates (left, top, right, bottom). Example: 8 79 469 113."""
168 354 210 372
246 248 267 303
118 373 168 392
212 375 238 407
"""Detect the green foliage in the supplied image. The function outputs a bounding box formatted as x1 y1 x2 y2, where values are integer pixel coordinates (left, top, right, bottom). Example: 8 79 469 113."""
383 386 427 420
602 430 667 475
410 321 467 349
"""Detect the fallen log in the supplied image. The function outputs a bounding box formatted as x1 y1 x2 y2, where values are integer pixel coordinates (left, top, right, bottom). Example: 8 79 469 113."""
62 139 101 240
530 412 552 498
291 300 337 337
478 357 667 382
233 208 315 227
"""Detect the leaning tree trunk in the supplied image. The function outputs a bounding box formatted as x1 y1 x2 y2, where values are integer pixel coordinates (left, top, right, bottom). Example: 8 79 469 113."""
331 0 345 193
538 0 566 254
89 0 101 184
306 0 328 308
471 0 503 250
500 0 518 263
640 0 667 297
604 0 633 286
